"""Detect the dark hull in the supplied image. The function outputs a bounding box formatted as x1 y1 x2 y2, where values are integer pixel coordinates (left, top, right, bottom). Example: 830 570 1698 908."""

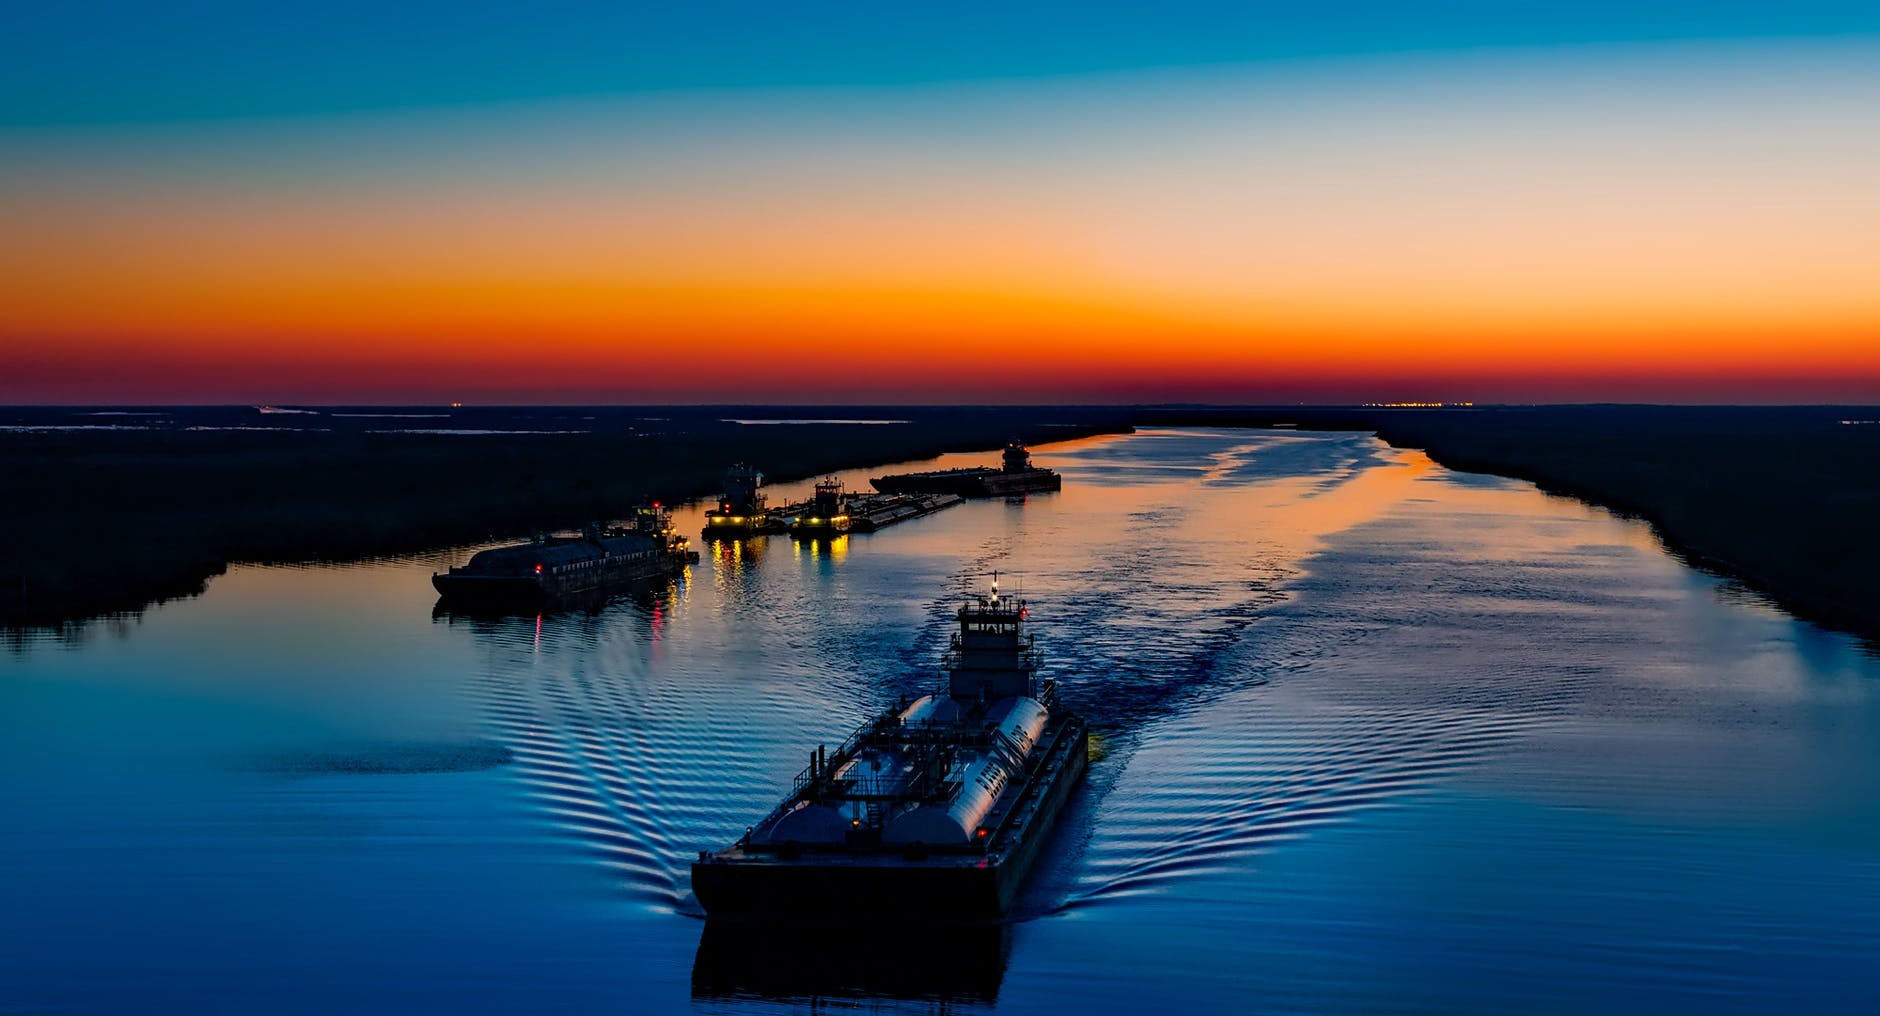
692 918 1011 1002
704 512 792 539
430 574 552 608
789 523 851 540
702 521 783 540
432 556 686 610
870 468 1060 498
692 718 1088 920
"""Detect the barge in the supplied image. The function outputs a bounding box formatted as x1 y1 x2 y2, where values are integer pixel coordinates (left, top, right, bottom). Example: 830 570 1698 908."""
847 492 963 532
692 577 1088 920
870 439 1061 498
432 503 696 609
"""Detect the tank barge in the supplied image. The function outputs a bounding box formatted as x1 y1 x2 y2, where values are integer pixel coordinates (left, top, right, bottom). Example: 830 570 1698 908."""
692 577 1088 920
870 439 1061 498
433 503 696 609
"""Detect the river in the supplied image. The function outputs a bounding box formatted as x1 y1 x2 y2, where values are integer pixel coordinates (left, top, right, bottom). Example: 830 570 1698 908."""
4 428 1877 1012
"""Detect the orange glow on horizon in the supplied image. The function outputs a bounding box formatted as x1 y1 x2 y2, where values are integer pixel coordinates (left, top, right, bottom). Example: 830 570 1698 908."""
5 43 1879 404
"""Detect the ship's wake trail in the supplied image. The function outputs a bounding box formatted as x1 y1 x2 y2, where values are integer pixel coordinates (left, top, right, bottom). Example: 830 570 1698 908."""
1046 577 1571 908
1038 453 1664 909
471 666 693 909
457 603 869 914
999 432 1612 910
1061 694 1545 908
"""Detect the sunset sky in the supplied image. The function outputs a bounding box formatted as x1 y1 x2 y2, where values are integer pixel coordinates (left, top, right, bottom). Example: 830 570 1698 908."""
4 3 1879 404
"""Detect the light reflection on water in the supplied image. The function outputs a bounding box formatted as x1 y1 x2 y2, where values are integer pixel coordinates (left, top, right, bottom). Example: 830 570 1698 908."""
4 429 1879 1013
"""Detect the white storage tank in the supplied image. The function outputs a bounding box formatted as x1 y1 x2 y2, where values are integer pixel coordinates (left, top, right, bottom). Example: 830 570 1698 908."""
881 750 1010 845
881 696 1050 845
984 697 1048 757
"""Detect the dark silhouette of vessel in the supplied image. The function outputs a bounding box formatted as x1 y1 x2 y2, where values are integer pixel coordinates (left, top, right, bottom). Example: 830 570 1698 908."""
702 464 785 540
870 439 1061 497
789 477 853 539
713 466 964 542
692 919 1011 1003
692 576 1088 919
432 503 696 609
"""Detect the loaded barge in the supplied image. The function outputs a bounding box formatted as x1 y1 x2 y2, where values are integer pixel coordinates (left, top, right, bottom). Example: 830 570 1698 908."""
770 475 964 540
709 465 954 541
848 491 963 532
432 503 696 609
692 577 1088 919
870 439 1061 498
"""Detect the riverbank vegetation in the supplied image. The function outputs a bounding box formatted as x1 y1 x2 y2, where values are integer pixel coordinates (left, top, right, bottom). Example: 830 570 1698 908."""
0 408 1129 628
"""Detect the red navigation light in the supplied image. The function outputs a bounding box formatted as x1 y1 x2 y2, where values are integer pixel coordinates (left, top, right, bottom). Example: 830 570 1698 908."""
534 563 543 574
652 501 661 509
976 827 990 838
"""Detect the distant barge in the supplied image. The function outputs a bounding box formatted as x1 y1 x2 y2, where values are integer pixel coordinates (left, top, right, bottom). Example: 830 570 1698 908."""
710 465 964 541
433 503 696 609
693 577 1088 920
849 492 963 532
791 480 963 539
871 439 1061 498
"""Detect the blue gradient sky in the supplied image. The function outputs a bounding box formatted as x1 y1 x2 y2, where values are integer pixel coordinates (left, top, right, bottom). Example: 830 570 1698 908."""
9 2 1880 123
4 4 1880 403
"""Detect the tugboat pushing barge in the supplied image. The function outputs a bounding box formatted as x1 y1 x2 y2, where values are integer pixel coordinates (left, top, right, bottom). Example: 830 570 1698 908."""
692 576 1088 920
870 439 1061 498
789 477 853 540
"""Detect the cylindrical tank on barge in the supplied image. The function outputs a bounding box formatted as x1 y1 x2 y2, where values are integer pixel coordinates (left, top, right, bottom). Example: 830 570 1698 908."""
766 802 849 845
882 697 1049 846
984 696 1048 757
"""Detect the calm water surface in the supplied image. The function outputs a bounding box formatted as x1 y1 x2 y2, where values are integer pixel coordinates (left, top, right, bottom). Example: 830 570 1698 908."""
4 429 1879 1012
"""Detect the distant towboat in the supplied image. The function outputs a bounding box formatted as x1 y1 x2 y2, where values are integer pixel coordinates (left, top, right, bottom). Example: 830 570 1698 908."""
703 463 788 540
870 439 1061 498
789 477 854 539
432 503 697 610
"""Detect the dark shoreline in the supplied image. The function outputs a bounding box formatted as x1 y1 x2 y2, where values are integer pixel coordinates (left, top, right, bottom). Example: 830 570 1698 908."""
6 404 1877 652
0 407 1131 631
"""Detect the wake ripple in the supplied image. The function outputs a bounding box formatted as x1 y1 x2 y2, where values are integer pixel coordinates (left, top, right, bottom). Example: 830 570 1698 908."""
1065 696 1547 906
459 601 862 914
